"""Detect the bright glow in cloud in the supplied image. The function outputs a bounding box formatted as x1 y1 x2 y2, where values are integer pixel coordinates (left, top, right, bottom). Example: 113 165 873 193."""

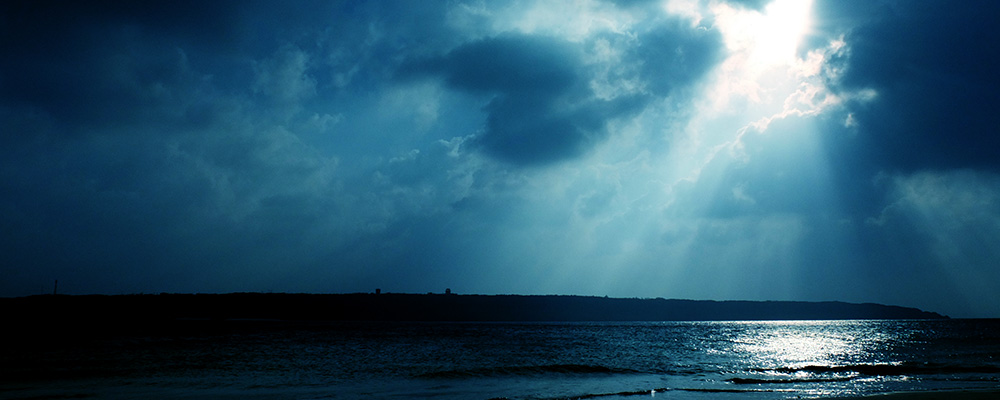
662 0 823 189
709 0 814 107
620 0 853 303
736 0 812 70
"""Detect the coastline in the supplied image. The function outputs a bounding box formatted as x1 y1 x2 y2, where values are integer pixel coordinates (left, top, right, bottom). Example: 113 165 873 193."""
0 293 948 324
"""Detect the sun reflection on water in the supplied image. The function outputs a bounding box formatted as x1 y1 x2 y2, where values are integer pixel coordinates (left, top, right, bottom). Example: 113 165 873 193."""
737 323 852 366
724 320 894 371
694 320 907 397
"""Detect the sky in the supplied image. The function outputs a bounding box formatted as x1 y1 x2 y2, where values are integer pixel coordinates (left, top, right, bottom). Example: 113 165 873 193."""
2 0 999 318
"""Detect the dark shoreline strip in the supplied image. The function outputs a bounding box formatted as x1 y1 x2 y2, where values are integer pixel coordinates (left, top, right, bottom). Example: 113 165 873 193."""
1 293 948 325
828 389 1000 399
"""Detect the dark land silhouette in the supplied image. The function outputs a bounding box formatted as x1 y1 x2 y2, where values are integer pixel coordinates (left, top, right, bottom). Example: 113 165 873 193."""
2 293 947 329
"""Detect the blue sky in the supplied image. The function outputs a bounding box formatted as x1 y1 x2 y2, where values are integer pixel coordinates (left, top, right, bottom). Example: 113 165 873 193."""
2 0 999 317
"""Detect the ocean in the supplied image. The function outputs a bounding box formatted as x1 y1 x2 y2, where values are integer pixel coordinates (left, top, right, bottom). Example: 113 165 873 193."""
2 319 999 399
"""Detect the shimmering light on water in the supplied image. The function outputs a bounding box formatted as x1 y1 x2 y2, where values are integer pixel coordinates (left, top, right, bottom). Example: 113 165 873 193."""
731 321 870 368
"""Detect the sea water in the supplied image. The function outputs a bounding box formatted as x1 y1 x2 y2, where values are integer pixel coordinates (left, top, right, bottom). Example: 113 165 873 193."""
2 319 999 399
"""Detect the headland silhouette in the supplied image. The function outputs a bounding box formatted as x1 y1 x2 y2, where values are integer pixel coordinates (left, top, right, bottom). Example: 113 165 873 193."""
2 292 947 329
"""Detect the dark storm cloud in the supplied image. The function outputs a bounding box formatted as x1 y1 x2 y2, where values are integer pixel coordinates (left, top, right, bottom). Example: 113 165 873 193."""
402 24 721 165
627 22 723 98
0 1 238 290
820 0 1000 172
425 35 580 94
402 34 619 165
1 1 343 293
0 0 451 133
0 1 245 130
0 0 493 296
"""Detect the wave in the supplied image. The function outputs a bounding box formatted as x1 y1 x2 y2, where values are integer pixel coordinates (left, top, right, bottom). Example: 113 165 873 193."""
727 362 1000 385
417 364 639 379
488 387 782 400
756 362 1000 377
728 376 854 384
